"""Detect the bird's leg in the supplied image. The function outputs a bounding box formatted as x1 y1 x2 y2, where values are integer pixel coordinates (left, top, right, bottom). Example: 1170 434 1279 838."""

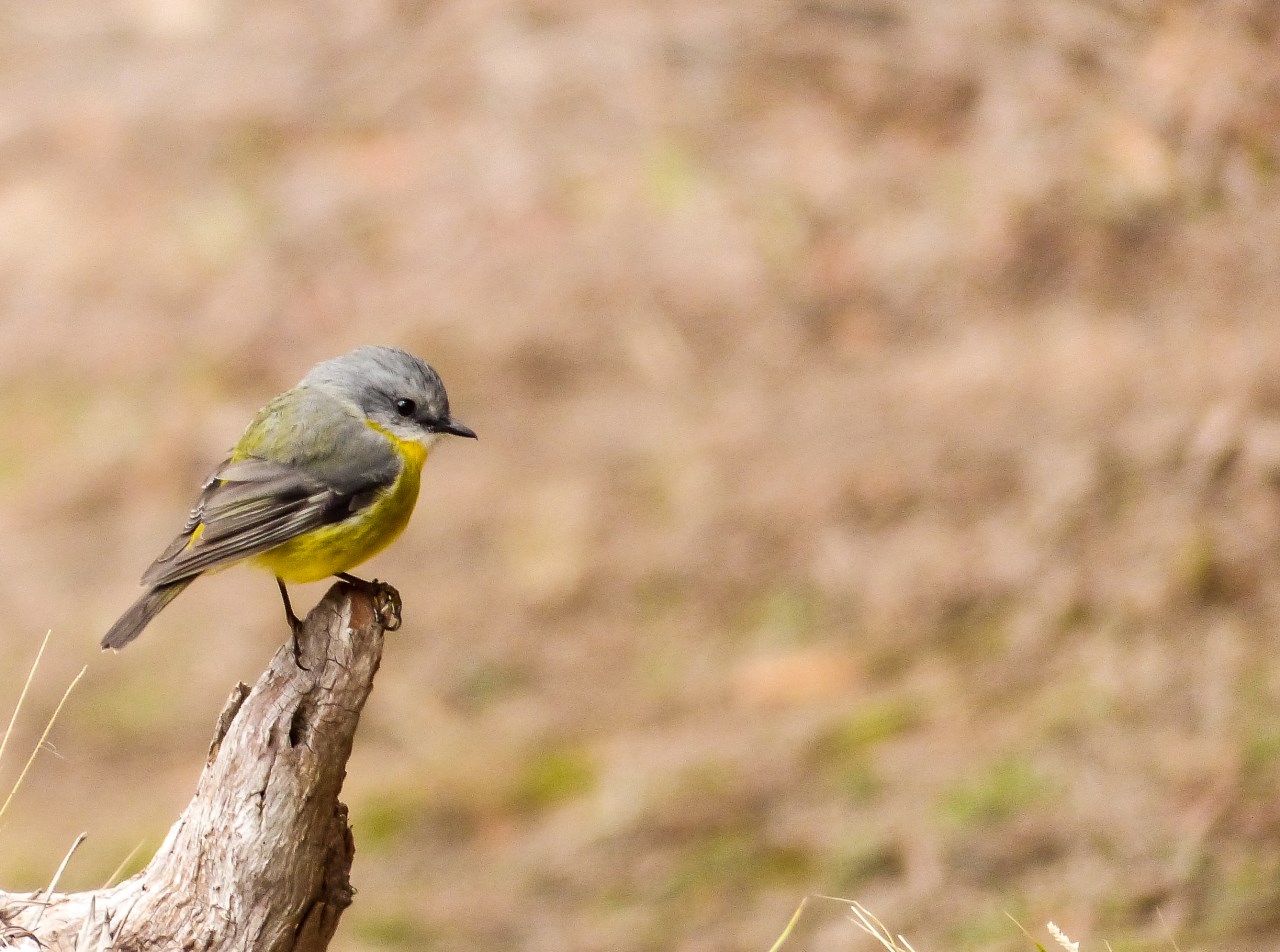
277 578 309 669
277 577 304 628
335 572 402 631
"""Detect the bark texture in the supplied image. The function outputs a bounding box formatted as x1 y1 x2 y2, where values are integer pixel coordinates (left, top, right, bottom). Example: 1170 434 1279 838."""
0 581 396 952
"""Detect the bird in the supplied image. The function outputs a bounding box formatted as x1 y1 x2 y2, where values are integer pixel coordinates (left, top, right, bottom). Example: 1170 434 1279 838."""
101 345 476 650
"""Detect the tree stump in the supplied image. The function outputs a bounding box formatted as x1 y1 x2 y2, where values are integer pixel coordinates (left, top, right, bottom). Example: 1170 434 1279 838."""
0 581 397 952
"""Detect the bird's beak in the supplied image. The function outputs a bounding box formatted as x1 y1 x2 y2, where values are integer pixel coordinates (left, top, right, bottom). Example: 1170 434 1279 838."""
437 418 478 439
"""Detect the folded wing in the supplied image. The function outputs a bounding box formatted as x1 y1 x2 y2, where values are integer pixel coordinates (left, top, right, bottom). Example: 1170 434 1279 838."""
141 456 385 586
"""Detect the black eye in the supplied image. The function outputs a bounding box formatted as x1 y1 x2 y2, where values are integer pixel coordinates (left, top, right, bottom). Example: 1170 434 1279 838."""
394 398 416 417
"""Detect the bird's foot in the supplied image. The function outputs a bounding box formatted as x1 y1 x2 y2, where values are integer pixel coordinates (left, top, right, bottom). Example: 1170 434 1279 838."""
336 572 403 631
372 582 403 631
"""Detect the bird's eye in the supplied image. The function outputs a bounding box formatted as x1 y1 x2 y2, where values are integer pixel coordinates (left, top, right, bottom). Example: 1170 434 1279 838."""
394 398 417 417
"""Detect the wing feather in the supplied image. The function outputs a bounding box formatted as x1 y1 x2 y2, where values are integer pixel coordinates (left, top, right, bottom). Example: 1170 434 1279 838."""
141 455 385 587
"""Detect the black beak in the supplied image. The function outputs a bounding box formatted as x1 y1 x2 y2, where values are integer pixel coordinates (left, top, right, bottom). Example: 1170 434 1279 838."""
436 418 477 439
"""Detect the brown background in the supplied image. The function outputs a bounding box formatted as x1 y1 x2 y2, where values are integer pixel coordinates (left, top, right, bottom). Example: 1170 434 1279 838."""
2 2 1280 950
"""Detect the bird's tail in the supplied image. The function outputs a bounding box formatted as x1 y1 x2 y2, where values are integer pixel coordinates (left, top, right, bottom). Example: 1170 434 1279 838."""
100 578 195 650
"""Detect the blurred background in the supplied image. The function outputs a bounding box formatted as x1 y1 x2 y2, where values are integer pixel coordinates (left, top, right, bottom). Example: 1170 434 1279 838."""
1 1 1280 949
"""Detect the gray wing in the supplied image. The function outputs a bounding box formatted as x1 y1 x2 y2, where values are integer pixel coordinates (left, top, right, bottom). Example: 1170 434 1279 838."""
141 388 401 586
140 456 386 586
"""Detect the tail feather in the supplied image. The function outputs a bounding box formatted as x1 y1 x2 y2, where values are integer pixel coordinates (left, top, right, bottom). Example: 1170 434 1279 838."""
100 578 195 650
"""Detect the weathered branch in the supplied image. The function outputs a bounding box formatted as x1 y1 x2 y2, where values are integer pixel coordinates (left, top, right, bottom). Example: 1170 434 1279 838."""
0 581 397 952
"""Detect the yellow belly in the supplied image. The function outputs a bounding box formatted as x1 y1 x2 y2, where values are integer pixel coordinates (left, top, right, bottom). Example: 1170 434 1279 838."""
251 436 427 584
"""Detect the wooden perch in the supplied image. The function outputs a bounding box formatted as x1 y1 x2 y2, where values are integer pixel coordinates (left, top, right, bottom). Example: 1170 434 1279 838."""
0 580 401 952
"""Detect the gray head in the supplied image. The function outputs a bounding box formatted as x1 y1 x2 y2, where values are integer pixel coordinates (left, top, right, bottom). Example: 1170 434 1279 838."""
303 345 476 446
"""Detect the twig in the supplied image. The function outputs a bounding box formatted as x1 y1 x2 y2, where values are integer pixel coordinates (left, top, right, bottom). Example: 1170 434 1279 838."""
31 834 88 929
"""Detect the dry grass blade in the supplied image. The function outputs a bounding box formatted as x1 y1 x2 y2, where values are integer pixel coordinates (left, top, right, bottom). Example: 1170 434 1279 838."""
768 896 917 952
0 665 87 823
1156 908 1184 952
100 839 147 890
0 632 51 776
1006 914 1052 951
849 900 917 952
765 896 810 952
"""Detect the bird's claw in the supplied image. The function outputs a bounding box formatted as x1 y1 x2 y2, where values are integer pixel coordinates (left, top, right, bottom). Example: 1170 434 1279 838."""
371 580 403 631
336 573 403 631
290 620 311 671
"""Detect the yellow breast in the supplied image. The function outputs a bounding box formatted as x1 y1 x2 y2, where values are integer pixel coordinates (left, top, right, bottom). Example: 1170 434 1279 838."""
252 427 427 584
